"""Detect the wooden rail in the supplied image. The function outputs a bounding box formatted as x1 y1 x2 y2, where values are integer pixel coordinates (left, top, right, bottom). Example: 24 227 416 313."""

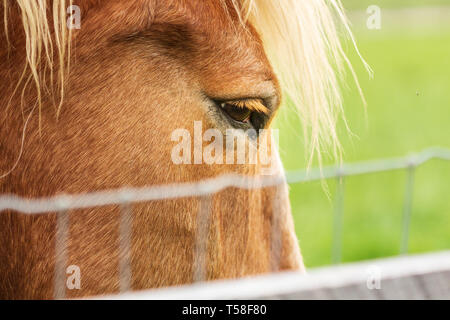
103 251 450 300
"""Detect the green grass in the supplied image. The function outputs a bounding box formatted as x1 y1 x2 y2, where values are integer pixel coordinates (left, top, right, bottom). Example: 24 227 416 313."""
342 0 450 11
275 19 450 268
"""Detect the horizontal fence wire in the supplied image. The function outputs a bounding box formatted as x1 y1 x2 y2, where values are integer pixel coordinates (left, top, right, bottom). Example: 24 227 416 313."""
0 147 449 214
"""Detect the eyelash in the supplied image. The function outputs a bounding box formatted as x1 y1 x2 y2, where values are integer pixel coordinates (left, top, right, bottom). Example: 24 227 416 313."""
219 102 253 123
216 98 269 128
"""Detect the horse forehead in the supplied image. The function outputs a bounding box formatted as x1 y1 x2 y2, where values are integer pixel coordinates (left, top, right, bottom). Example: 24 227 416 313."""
87 0 271 75
83 0 260 47
155 1 267 64
81 0 241 25
157 0 259 47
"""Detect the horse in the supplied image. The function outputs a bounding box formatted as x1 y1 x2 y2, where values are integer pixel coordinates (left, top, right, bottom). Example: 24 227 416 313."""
0 0 362 299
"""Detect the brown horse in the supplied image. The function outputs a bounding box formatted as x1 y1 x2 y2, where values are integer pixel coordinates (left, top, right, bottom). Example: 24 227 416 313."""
0 0 362 299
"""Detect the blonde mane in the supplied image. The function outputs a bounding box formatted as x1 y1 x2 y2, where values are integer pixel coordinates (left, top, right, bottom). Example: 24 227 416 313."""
3 0 370 162
245 0 371 164
3 0 71 121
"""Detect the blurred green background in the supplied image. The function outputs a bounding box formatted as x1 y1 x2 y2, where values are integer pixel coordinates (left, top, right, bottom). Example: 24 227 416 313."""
275 1 450 267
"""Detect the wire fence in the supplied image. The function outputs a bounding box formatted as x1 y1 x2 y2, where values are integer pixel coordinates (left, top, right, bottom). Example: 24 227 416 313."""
0 146 449 299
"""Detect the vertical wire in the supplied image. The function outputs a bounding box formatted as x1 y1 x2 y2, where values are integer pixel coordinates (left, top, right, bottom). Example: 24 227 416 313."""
193 195 212 283
270 184 284 272
119 202 132 293
332 173 345 264
400 165 416 254
54 209 69 300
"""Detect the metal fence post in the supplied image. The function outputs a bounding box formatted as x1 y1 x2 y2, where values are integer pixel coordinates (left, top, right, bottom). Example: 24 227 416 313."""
194 195 212 282
119 192 133 293
54 208 69 299
270 182 285 272
332 171 346 264
400 161 416 254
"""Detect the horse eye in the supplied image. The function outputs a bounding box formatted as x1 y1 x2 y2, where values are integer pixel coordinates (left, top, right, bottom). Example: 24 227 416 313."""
220 102 252 123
